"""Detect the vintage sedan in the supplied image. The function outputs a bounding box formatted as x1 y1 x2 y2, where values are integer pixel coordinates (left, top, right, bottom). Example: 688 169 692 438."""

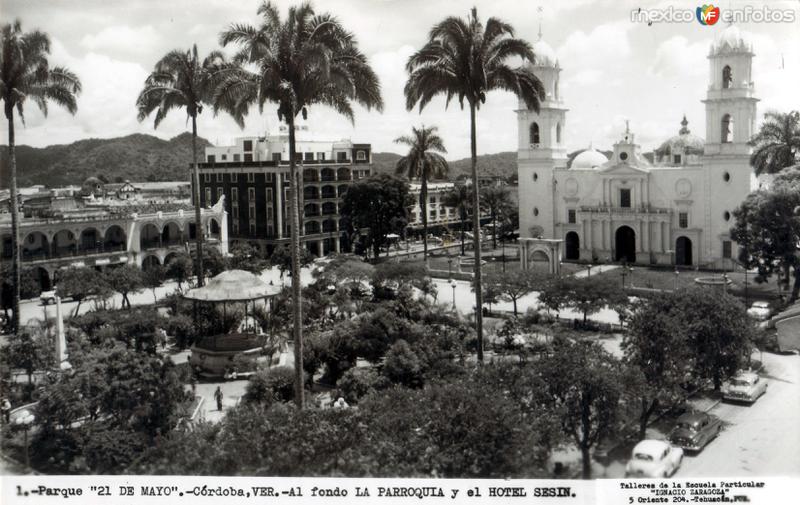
625 440 683 478
747 301 772 321
723 371 768 403
668 412 722 452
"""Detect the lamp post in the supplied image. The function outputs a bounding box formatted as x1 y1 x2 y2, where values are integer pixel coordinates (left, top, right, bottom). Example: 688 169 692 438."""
450 279 458 311
447 256 453 278
722 272 729 294
14 411 35 468
674 269 680 291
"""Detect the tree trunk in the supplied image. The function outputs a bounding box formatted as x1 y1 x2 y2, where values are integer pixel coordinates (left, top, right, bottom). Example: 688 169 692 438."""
469 102 484 363
7 111 21 335
460 211 466 256
492 211 497 249
581 444 591 479
288 112 305 409
791 265 800 302
639 398 657 440
191 115 205 287
512 298 518 316
421 174 428 261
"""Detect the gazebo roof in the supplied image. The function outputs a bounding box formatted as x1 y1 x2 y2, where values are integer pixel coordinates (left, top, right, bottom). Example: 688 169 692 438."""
183 269 280 302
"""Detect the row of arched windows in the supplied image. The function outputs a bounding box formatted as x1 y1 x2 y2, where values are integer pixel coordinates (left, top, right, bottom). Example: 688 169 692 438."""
529 122 562 145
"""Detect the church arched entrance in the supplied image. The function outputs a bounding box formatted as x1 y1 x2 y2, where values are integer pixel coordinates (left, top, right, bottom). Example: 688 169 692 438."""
615 226 636 263
676 236 692 266
565 232 580 260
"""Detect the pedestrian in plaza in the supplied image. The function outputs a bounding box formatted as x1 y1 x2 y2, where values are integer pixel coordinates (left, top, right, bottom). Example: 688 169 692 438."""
1 397 11 423
214 386 223 411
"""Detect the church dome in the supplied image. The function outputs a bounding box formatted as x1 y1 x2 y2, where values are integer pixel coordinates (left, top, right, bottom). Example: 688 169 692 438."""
710 24 752 55
531 38 558 68
656 116 705 159
570 147 608 169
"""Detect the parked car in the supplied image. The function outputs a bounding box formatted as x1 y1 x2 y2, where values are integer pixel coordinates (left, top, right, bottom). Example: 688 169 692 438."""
747 301 772 321
723 371 768 403
40 289 57 305
625 440 683 478
668 412 722 452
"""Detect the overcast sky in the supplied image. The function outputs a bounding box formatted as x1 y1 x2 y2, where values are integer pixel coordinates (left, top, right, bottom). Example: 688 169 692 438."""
3 0 799 158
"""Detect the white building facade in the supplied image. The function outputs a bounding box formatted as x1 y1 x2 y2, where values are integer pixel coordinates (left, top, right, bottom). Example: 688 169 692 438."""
518 25 758 270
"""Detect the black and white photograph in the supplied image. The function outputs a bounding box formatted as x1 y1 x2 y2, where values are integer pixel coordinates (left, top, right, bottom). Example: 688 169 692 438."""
1 0 799 503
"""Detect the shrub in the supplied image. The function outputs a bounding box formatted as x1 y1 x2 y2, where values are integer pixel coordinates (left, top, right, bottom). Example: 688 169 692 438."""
381 340 424 388
337 367 388 404
244 366 297 404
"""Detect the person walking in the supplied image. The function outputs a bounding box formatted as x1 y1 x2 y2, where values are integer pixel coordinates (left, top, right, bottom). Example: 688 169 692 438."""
1 398 11 423
214 386 223 411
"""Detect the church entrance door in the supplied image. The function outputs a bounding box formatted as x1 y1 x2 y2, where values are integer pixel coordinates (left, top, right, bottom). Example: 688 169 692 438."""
676 236 692 266
565 232 580 260
615 226 636 263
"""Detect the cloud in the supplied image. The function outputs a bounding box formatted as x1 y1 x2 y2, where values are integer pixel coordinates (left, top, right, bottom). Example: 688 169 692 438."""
648 35 708 78
80 25 162 59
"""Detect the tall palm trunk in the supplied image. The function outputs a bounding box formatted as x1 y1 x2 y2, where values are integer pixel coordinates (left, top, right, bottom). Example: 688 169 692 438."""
470 102 484 362
6 110 21 334
420 171 428 261
460 210 465 256
288 111 305 408
191 115 205 287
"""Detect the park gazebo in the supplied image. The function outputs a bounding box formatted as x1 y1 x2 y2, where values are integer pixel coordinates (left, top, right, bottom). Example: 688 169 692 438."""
183 269 281 378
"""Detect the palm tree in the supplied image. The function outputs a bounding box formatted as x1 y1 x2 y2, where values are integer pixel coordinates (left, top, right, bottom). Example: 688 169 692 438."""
405 7 544 361
217 1 383 408
749 110 800 176
136 45 236 288
2 20 81 334
480 184 514 250
442 183 471 256
394 125 449 260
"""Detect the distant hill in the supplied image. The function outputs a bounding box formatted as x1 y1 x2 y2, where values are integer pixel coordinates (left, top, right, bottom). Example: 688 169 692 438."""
372 151 517 181
0 132 211 188
1 134 520 188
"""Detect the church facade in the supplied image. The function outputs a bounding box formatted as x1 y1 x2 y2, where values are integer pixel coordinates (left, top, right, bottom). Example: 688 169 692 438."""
518 25 758 270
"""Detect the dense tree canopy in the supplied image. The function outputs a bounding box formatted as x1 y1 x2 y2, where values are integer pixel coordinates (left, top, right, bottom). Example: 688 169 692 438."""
340 173 411 258
731 167 800 301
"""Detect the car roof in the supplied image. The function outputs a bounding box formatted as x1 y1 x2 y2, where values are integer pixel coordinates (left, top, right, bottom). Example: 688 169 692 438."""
633 439 669 454
752 301 769 307
734 371 758 380
677 412 706 423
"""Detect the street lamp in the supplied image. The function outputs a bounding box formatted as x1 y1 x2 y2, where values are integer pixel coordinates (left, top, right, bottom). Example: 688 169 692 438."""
674 268 680 291
722 272 729 294
450 279 458 311
447 256 454 278
14 411 35 468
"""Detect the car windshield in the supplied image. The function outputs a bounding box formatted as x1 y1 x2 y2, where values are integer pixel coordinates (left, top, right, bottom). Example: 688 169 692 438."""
753 302 768 308
634 453 654 462
676 421 698 431
731 378 751 386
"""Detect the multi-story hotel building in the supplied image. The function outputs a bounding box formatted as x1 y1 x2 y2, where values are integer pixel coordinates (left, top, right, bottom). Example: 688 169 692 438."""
0 181 227 294
197 126 372 257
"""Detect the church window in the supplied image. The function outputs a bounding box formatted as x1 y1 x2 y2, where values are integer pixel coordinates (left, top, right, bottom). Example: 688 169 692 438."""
673 154 682 165
619 152 629 161
679 212 688 229
620 188 631 208
723 171 730 182
533 207 539 217
721 114 734 143
533 172 538 181
723 211 731 221
530 122 540 145
722 240 732 259
554 77 559 99
722 65 732 89
568 209 576 224
556 123 562 144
